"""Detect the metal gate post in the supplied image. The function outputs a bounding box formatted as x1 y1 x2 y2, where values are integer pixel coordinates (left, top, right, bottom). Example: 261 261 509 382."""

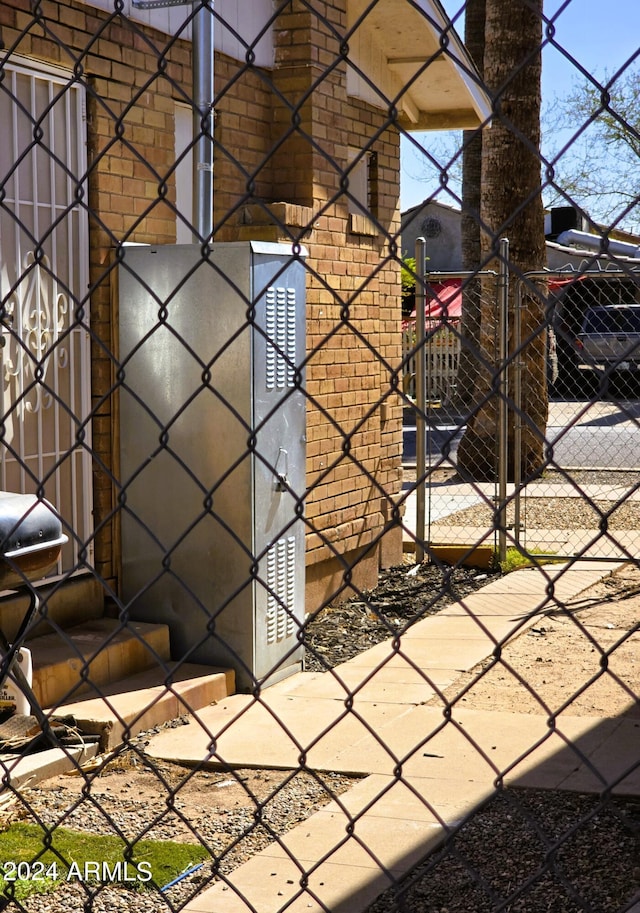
513 281 523 546
497 238 509 566
415 237 427 563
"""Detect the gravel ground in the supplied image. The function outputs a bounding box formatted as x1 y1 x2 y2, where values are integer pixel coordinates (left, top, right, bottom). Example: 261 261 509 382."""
367 789 640 913
8 757 358 912
542 470 640 488
434 496 640 531
3 563 500 912
412 467 640 533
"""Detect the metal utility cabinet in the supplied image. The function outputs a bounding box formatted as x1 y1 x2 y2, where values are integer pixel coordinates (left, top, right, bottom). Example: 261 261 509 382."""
118 242 306 689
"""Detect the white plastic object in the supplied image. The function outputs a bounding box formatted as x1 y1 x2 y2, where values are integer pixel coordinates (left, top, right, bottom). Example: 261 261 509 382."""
0 647 33 716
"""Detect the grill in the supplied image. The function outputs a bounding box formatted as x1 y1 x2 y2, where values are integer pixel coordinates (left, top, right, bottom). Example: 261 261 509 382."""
0 493 67 737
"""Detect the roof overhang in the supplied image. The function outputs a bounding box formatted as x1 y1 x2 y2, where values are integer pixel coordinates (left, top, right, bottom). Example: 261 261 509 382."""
347 0 491 131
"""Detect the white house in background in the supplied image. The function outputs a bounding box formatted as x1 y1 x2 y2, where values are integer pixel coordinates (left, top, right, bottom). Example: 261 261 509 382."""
401 198 464 270
402 199 640 272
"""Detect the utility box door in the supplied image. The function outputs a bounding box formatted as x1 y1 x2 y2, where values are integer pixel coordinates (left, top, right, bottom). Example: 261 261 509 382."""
118 242 306 688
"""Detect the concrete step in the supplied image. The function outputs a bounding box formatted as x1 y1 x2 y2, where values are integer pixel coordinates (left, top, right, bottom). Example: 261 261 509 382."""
29 617 171 710
0 575 104 643
17 618 236 755
55 662 235 750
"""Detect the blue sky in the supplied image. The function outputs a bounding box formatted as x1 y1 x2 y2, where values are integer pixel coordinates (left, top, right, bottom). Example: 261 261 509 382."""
400 0 640 212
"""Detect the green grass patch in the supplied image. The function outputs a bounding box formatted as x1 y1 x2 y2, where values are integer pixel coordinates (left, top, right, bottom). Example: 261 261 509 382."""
0 822 209 900
496 546 565 574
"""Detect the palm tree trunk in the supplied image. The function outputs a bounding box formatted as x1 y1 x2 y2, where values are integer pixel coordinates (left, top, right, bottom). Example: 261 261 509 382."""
457 0 548 481
452 0 486 415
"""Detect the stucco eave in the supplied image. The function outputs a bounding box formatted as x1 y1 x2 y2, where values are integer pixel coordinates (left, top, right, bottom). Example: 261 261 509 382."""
348 0 491 131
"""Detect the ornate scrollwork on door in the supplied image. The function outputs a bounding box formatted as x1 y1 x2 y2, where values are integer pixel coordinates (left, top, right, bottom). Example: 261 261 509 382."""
2 251 69 416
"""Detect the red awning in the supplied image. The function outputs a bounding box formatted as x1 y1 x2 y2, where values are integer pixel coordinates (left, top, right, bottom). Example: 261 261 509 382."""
547 274 587 294
405 279 462 328
404 275 583 329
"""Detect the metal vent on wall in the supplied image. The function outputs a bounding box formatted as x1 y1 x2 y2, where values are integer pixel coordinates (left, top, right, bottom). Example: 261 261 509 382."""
265 536 296 644
265 287 297 389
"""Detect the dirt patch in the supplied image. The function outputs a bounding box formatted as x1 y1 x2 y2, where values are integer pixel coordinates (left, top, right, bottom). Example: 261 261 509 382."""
23 752 355 846
305 558 640 720
15 759 358 910
431 563 640 718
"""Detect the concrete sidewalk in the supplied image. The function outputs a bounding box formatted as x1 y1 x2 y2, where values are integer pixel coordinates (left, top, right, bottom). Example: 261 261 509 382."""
145 559 640 913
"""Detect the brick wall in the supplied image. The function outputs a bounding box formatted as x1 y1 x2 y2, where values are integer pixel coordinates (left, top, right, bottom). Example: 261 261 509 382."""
1 0 404 606
269 2 404 605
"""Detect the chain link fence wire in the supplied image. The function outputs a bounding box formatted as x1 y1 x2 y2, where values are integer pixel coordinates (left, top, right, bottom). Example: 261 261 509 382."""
403 271 505 555
0 0 639 911
512 269 640 562
413 267 640 564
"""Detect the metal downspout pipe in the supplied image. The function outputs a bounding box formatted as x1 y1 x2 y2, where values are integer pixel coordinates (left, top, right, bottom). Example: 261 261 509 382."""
193 0 215 241
131 0 215 241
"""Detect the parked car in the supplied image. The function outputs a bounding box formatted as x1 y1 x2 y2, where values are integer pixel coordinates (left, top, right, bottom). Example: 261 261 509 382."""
574 304 640 373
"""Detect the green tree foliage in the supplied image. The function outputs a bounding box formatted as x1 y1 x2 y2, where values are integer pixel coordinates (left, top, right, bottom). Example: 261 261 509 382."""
401 254 417 316
401 255 417 298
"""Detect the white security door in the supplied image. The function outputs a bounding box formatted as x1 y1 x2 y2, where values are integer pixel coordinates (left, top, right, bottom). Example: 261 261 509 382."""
0 59 93 575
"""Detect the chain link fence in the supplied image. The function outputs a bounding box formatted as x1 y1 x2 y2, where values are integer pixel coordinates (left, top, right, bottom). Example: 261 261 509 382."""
408 267 640 565
0 0 639 911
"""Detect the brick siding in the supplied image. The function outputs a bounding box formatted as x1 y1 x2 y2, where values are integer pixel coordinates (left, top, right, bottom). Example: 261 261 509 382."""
2 0 404 602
